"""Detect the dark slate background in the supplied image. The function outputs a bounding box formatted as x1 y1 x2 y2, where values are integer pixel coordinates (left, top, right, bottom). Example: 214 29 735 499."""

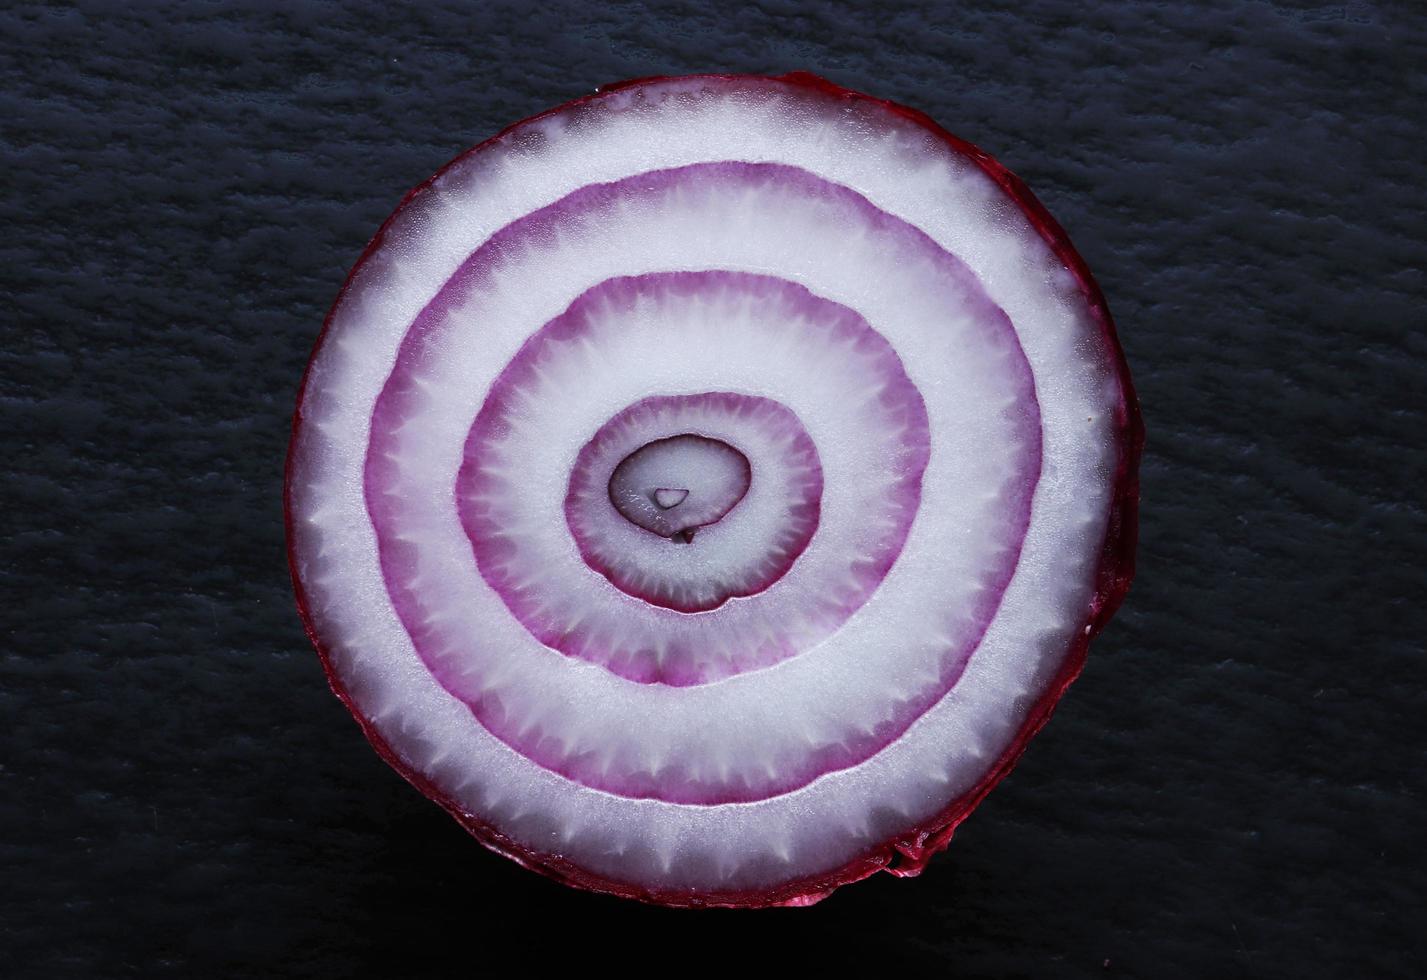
3 1 1423 976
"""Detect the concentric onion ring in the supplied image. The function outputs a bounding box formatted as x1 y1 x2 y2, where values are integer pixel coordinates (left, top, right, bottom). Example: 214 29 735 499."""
287 72 1141 907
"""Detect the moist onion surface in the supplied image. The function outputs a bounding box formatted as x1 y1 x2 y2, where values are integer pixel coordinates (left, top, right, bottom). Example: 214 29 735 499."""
286 72 1141 907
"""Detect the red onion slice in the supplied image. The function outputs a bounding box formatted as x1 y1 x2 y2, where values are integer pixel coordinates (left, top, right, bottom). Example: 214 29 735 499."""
287 73 1141 907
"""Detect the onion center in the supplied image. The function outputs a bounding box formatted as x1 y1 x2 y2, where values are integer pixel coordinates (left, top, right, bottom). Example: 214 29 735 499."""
608 433 752 543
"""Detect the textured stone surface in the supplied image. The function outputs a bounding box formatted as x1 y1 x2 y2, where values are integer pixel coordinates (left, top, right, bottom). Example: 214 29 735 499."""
2 1 1423 976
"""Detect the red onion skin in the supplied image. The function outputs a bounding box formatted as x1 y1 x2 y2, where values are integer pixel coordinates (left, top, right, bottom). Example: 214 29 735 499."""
284 71 1144 908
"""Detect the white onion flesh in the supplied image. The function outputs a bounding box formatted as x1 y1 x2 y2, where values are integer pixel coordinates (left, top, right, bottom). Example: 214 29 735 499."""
287 73 1140 906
